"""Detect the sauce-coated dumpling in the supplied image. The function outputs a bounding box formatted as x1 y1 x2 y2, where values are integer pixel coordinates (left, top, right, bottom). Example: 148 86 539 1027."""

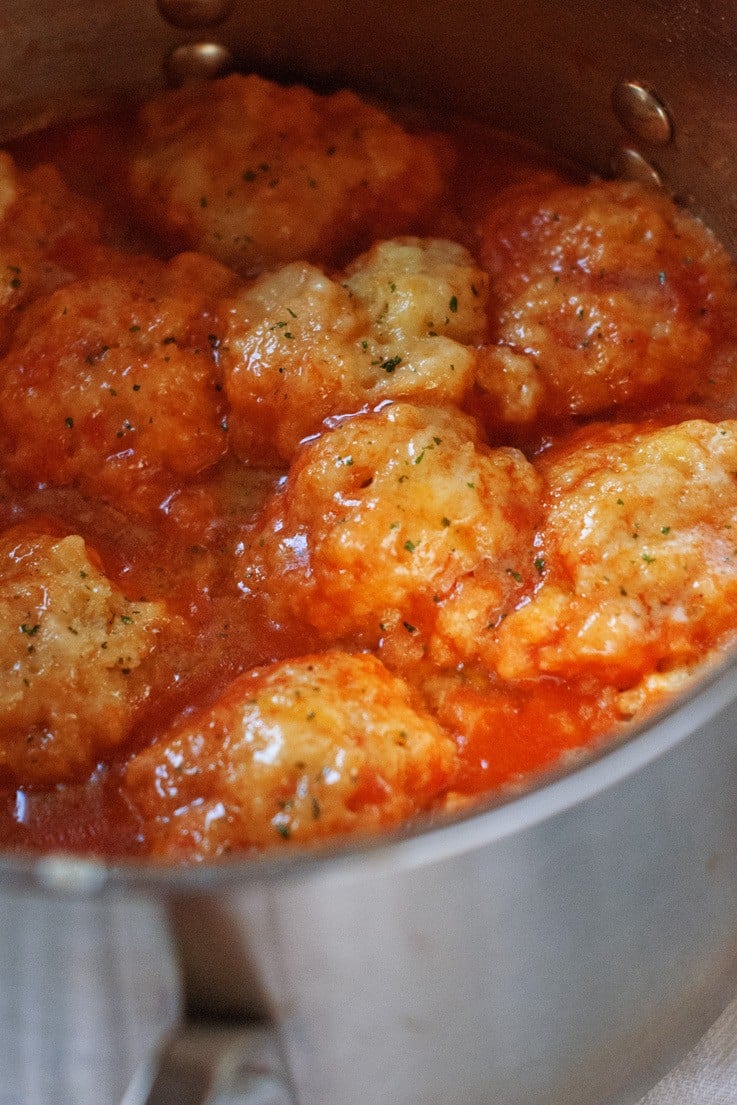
0 526 168 784
124 651 458 855
222 237 489 462
6 73 737 858
477 177 737 423
251 402 541 658
0 152 102 349
496 420 737 711
0 252 235 514
127 74 448 275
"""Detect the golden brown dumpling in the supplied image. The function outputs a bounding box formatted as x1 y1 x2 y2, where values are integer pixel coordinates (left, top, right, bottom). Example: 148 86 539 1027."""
0 526 168 784
124 651 457 857
127 73 448 275
477 177 737 423
222 237 488 462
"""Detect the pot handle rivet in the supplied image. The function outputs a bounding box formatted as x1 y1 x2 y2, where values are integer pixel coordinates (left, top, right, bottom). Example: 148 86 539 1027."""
610 145 664 188
612 80 674 145
164 42 234 86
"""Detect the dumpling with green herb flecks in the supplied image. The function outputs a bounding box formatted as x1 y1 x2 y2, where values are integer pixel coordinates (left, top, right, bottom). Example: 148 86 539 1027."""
0 251 236 515
248 403 541 667
127 73 450 276
221 237 489 463
476 177 737 423
0 525 168 784
0 151 102 350
495 419 737 716
124 650 457 857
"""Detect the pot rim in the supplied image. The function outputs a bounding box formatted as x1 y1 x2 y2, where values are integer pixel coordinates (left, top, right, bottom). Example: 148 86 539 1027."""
1 641 735 897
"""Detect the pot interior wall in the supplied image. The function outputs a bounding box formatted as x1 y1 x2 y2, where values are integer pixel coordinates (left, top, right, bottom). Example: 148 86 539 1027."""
4 0 737 251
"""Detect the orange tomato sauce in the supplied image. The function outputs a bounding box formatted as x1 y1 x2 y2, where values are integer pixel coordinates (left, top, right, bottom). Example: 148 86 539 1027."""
1 76 736 859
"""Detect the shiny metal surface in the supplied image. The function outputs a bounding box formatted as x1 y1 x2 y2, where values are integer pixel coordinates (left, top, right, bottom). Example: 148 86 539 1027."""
612 80 674 145
0 893 180 1104
3 2 737 1104
164 41 234 85
167 666 737 1105
123 1022 291 1105
610 144 664 186
3 0 737 242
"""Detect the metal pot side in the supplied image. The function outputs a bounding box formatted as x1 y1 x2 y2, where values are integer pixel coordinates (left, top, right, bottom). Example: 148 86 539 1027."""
171 680 737 1105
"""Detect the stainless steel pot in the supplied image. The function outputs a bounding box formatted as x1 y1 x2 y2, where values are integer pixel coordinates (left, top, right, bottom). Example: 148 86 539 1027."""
4 3 737 1104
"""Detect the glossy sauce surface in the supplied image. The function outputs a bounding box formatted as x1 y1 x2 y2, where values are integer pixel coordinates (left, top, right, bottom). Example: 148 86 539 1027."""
1 74 737 860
